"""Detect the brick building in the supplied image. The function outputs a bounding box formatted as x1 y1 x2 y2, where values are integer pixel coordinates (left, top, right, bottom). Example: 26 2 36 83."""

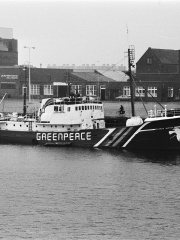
0 67 128 100
2 45 180 102
136 48 180 102
0 28 128 100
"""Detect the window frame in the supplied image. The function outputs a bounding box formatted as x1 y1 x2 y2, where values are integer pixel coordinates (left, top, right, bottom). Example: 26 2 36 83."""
147 87 157 97
167 87 173 97
135 86 145 97
31 84 40 95
1 82 16 89
123 86 131 96
86 85 97 96
147 58 152 64
71 85 82 96
44 85 53 95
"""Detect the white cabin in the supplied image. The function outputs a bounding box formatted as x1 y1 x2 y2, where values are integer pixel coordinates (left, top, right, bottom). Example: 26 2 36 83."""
0 97 106 132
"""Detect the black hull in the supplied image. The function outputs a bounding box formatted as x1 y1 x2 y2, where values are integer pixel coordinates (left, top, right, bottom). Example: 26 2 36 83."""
0 129 111 147
0 116 180 150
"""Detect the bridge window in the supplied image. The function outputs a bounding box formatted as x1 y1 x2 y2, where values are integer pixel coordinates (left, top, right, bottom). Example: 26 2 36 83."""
54 106 58 112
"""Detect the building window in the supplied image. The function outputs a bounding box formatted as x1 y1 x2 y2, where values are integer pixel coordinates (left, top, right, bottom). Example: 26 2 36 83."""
31 84 40 95
123 86 131 96
135 87 145 97
1 82 16 89
147 58 152 64
148 87 157 97
71 85 82 95
167 87 173 97
86 85 97 96
44 85 53 95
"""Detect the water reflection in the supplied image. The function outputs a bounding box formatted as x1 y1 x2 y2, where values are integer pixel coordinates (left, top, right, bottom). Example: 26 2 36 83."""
121 149 180 166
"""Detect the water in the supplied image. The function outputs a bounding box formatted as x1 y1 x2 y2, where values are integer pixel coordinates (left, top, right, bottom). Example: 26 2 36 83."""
0 145 180 239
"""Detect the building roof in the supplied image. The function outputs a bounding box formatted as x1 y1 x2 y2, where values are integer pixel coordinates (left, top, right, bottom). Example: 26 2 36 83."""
71 71 116 82
149 48 178 64
152 48 178 64
96 70 129 81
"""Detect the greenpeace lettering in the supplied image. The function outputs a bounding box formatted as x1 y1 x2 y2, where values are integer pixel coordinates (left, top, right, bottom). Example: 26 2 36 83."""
36 132 91 142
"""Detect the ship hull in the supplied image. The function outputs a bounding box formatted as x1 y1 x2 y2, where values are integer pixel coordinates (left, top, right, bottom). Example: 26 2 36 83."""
0 116 180 150
0 129 112 147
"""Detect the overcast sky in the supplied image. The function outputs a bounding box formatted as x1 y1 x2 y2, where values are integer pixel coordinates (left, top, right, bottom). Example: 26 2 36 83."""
0 0 179 68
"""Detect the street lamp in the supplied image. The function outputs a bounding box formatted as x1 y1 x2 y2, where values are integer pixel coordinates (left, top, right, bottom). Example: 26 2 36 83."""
24 46 35 102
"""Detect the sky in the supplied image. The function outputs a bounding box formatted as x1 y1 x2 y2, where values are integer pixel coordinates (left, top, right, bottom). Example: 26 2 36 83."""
0 0 180 68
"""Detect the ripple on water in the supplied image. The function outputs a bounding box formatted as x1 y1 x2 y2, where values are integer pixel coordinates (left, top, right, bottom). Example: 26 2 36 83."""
0 145 180 239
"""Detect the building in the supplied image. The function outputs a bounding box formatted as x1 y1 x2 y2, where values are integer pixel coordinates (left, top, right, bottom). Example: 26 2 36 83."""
0 28 18 66
136 48 180 102
0 27 127 100
0 66 128 100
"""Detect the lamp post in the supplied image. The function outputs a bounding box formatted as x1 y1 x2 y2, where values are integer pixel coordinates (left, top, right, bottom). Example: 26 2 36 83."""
96 61 100 100
24 46 35 102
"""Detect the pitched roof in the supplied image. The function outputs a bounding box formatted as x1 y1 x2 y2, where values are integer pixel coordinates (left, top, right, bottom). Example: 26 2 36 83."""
96 70 129 81
151 48 178 64
71 71 116 82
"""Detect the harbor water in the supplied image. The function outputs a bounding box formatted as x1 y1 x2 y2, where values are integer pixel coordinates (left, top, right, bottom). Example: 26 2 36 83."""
0 100 180 239
1 145 180 239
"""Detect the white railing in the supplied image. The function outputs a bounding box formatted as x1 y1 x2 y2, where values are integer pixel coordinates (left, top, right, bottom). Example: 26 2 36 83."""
148 105 180 118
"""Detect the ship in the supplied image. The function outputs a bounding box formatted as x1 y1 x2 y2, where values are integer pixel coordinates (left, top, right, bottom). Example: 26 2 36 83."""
0 46 180 150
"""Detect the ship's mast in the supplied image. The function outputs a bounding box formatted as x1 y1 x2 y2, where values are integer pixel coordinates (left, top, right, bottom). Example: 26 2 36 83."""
128 46 135 117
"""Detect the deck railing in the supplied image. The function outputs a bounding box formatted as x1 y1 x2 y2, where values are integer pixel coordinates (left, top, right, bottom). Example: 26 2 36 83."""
148 105 180 118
